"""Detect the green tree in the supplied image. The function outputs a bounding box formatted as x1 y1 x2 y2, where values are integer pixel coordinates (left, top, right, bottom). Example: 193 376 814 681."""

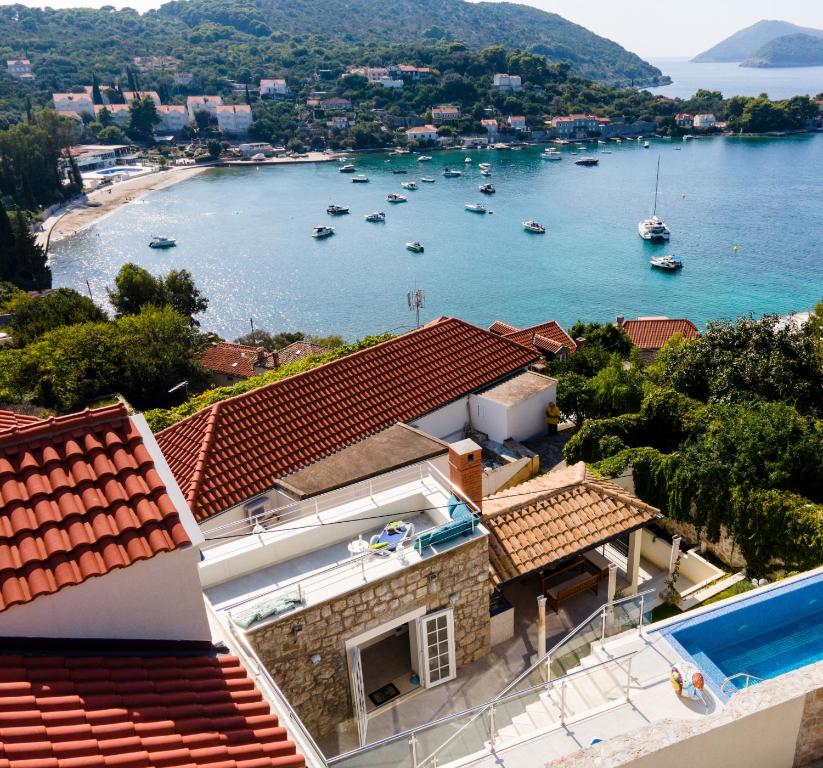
207 139 222 158
97 125 128 144
108 263 208 324
163 268 209 323
8 211 50 291
91 72 103 106
128 95 160 138
97 106 113 127
10 288 106 346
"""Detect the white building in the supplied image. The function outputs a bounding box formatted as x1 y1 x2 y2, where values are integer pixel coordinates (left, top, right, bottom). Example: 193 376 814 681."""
347 67 403 88
239 142 273 158
70 144 137 172
122 90 161 105
431 105 461 124
155 104 189 133
693 113 717 128
95 103 131 127
260 78 288 97
406 124 440 143
6 59 33 80
493 73 523 92
216 104 253 135
174 71 193 86
186 94 223 122
52 92 95 117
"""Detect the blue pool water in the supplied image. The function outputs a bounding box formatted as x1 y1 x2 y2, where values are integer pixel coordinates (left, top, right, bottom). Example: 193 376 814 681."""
94 167 146 176
661 572 823 698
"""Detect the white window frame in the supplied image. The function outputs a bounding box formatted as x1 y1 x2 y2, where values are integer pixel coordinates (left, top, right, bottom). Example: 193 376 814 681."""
418 607 457 688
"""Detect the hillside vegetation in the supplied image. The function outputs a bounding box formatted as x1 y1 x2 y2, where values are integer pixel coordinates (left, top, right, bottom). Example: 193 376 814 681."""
694 19 823 63
743 33 823 68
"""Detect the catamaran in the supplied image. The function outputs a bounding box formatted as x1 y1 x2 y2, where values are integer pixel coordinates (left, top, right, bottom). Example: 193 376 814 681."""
638 157 671 241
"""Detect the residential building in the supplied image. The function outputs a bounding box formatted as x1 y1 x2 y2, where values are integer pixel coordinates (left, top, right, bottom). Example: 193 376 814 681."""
431 105 461 124
550 113 604 139
507 115 527 131
276 340 329 366
394 64 432 81
216 103 253 135
123 89 161 105
405 124 440 143
346 67 404 88
261 77 288 97
69 144 138 172
308 96 352 111
675 112 694 127
617 314 699 362
95 103 131 127
239 141 274 158
327 114 350 129
56 110 84 135
481 118 499 137
52 91 95 117
489 319 577 361
693 113 717 128
493 73 523 92
200 341 276 386
174 70 194 85
186 94 223 122
155 103 189 133
6 58 33 80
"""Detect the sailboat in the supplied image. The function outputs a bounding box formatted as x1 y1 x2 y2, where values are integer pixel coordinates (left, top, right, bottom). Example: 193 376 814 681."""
638 156 671 241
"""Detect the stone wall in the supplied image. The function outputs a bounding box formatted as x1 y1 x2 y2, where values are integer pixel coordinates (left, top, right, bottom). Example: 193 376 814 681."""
246 535 491 739
659 518 747 570
795 686 823 766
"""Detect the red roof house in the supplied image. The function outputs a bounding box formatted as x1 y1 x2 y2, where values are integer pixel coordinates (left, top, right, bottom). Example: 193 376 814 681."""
276 340 329 367
0 409 40 433
201 342 276 385
619 316 699 362
157 318 539 521
489 319 577 359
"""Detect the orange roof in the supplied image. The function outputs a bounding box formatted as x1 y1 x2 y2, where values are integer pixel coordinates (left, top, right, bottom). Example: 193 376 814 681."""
216 104 252 113
0 404 190 613
489 320 577 355
622 317 699 351
0 410 40 433
201 342 274 379
157 318 539 521
276 340 328 367
0 651 305 768
483 463 660 582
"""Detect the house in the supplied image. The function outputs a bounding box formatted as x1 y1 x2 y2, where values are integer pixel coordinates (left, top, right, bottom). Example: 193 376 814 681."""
489 319 577 361
693 113 717 128
308 96 352 111
395 64 432 81
215 103 253 135
346 67 401 87
52 91 95 117
481 118 499 136
276 340 329 366
186 94 224 122
405 124 440 143
95 103 131 127
200 341 276 385
617 314 699 362
123 89 161 105
0 404 308 768
261 77 288 97
239 141 274 158
155 103 189 133
431 105 461 124
550 114 603 139
174 70 194 85
6 58 33 80
56 110 84 135
507 115 527 131
327 114 350 129
675 112 694 127
493 73 523 92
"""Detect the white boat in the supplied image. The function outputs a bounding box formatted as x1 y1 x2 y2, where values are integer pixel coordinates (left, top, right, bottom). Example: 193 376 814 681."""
148 236 176 249
464 157 473 164
650 255 683 271
351 174 369 183
251 153 266 161
406 241 425 253
541 149 562 161
339 164 356 173
400 181 418 190
364 211 386 222
522 220 545 234
420 176 436 183
478 162 491 169
644 141 651 149
386 193 407 203
465 202 487 213
638 157 671 241
479 183 495 194
480 168 491 176
443 168 461 177
417 155 433 162
311 225 335 238
326 204 350 215
598 140 607 145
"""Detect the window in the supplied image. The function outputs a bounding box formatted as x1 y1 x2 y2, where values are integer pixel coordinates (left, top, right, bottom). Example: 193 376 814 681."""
419 608 456 687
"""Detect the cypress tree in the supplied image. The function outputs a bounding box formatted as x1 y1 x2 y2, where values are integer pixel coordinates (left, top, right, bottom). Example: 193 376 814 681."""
11 210 51 291
0 200 17 284
92 73 103 106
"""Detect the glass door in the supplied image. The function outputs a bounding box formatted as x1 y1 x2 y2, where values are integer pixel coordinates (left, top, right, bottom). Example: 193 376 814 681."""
350 645 368 746
419 608 456 688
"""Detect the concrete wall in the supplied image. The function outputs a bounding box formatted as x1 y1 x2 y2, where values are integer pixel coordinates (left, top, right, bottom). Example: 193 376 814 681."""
640 530 725 592
412 397 470 443
245 535 491 740
469 380 555 444
0 548 212 641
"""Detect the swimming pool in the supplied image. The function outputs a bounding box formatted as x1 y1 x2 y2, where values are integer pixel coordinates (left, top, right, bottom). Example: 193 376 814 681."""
659 571 823 699
94 166 147 176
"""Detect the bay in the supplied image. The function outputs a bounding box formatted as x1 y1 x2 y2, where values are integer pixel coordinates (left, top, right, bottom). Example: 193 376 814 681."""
51 135 823 340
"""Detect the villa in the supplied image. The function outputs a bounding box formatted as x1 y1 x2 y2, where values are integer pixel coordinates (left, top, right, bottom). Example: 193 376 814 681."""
693 113 718 129
676 112 694 127
551 114 605 140
123 89 162 105
489 319 578 361
200 341 277 385
406 124 440 143
52 91 95 117
493 73 522 92
69 143 139 173
6 58 33 80
216 103 253 135
395 64 433 80
156 104 189 133
186 94 224 122
261 77 289 97
617 314 700 362
507 115 527 131
432 105 461 124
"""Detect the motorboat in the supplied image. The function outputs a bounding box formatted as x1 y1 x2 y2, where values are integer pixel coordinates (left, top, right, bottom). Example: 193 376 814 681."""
400 181 418 190
352 174 369 183
465 202 487 213
364 211 386 222
443 168 461 177
598 140 607 145
311 225 335 238
480 168 491 176
149 236 176 249
326 204 350 215
644 141 651 149
386 193 407 203
541 148 562 161
478 162 491 169
420 176 436 183
339 164 356 173
392 169 407 174
650 255 683 271
417 155 433 162
522 220 545 234
251 153 266 161
493 143 510 150
638 157 671 241
464 157 473 164
574 157 599 166
405 241 425 253
479 183 495 194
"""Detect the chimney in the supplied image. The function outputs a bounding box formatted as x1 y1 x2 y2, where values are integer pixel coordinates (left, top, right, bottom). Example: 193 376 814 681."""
574 336 587 349
448 439 483 511
616 314 625 328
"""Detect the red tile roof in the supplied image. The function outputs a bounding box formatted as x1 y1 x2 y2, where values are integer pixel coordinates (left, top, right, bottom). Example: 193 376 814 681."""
489 321 519 336
622 317 699 352
201 342 274 379
0 404 190 613
276 341 329 367
0 652 305 768
489 320 577 355
0 410 40 433
158 318 539 521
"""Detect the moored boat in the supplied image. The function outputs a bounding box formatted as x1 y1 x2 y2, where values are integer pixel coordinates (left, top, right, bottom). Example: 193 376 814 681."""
326 204 350 215
479 183 495 194
392 169 408 174
386 193 407 203
541 148 562 161
148 236 176 249
574 157 599 166
443 168 461 177
420 176 436 183
650 255 683 271
311 225 335 238
480 168 491 176
465 202 487 213
339 164 356 173
406 241 424 253
522 220 545 234
352 174 369 183
417 155 433 162
464 157 473 164
364 211 386 222
638 158 671 241
400 181 418 190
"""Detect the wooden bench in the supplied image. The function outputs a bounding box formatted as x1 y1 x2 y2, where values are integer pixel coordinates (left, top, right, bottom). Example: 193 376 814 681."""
545 571 599 613
583 549 611 581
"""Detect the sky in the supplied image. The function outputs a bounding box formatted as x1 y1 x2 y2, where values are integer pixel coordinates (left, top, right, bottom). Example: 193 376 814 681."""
4 0 823 58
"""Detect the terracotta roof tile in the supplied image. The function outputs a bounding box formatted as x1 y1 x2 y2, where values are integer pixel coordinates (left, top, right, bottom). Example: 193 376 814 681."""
483 463 660 582
158 318 538 521
0 653 305 768
275 341 329 367
488 321 519 336
621 318 699 352
0 405 190 613
0 410 41 433
501 321 577 356
200 343 274 379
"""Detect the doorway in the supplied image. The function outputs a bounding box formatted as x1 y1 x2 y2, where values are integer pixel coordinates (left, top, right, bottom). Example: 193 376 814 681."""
360 622 418 712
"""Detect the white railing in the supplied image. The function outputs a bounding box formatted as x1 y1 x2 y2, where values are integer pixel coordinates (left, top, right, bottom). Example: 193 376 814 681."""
720 672 765 697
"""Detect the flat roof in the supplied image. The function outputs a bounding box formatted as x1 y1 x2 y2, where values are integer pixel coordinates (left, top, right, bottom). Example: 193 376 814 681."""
478 371 556 407
276 423 449 499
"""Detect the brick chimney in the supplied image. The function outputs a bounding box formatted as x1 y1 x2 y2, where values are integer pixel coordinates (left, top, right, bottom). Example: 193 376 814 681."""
616 314 625 328
448 439 483 511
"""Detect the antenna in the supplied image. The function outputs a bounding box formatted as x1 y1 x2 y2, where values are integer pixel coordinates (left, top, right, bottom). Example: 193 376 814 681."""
407 287 425 328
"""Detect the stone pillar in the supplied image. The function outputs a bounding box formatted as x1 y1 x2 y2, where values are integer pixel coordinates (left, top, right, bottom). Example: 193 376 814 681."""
537 595 547 679
625 529 642 596
669 535 682 574
448 439 483 510
607 563 618 604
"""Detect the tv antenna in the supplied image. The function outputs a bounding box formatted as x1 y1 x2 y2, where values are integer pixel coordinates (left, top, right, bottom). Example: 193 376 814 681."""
407 287 425 328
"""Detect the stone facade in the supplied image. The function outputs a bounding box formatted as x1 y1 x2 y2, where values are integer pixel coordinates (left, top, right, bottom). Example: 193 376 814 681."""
659 517 747 569
795 687 823 766
246 535 491 739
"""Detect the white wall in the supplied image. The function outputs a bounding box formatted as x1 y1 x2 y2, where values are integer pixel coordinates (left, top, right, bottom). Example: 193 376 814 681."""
411 397 470 443
468 378 556 444
0 548 212 641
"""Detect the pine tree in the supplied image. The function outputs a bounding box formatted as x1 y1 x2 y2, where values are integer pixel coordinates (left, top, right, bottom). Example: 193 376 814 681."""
11 210 51 291
0 200 17 284
92 73 103 106
245 84 251 105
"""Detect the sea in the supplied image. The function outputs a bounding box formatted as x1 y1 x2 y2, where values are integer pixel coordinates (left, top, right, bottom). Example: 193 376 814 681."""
51 140 823 341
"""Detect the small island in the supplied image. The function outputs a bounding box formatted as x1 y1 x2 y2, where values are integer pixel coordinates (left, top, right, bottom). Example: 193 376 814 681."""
743 33 823 68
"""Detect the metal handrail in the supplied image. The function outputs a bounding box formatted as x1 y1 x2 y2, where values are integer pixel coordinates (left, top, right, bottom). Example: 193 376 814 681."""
720 672 765 696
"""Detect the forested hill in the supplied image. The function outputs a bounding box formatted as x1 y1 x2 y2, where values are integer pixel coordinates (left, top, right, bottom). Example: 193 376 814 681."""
153 0 663 85
693 19 823 63
743 33 823 68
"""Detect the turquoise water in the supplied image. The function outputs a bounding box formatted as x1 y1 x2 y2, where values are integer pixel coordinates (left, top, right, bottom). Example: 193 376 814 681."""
648 57 823 99
51 135 823 339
